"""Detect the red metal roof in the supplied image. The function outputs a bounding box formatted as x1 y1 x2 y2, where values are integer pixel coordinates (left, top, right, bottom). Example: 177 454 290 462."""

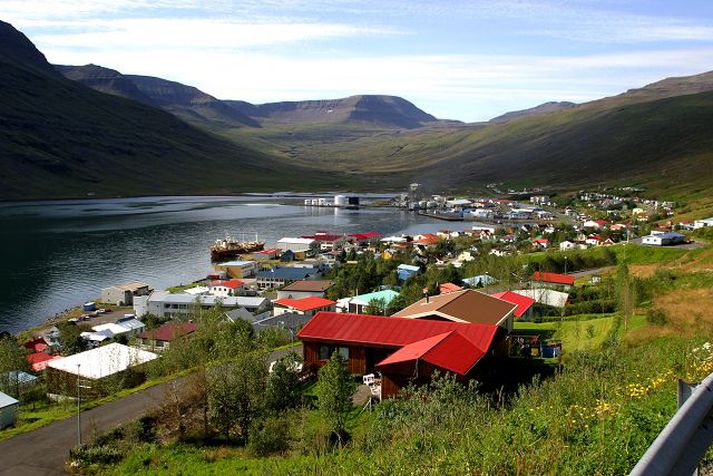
350 232 381 240
297 312 499 352
376 330 487 375
26 352 61 372
274 297 336 312
414 233 441 245
24 338 48 353
139 322 197 342
213 279 245 289
490 291 536 318
439 282 463 294
531 271 575 286
301 234 346 242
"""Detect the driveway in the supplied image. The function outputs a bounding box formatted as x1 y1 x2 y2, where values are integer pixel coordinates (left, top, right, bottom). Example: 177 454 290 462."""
0 345 301 475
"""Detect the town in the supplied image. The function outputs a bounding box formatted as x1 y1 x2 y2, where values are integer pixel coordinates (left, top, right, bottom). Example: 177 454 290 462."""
2 187 712 472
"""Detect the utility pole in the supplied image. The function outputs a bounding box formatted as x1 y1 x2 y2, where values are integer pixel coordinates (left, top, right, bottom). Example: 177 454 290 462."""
76 363 82 447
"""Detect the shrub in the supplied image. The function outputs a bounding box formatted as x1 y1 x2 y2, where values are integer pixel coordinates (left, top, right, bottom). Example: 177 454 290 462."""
248 417 290 457
69 444 123 466
646 308 668 326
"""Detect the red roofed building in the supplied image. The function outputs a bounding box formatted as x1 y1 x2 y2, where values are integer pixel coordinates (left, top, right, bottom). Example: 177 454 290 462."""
490 291 536 319
209 279 247 297
273 296 336 317
139 322 197 351
350 232 381 242
23 338 48 353
531 271 575 288
532 238 549 249
413 233 441 246
26 352 62 372
297 312 505 398
439 282 463 294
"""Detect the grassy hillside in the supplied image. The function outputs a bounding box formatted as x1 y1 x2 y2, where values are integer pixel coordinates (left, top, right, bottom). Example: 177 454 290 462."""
0 22 348 200
227 90 713 198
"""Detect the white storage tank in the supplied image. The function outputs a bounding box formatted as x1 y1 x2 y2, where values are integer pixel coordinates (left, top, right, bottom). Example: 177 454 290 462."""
318 198 328 206
304 199 312 206
334 195 348 207
311 199 319 205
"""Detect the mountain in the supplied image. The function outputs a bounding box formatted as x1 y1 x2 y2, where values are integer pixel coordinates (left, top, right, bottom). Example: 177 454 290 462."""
227 95 447 129
489 101 576 123
55 64 260 128
0 20 325 200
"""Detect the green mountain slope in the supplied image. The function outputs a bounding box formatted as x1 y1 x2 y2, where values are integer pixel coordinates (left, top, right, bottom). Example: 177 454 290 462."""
268 90 713 197
0 20 340 200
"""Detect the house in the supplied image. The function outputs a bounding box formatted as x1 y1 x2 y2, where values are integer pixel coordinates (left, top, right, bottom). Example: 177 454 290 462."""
530 195 550 205
276 280 334 300
90 316 145 340
585 234 604 246
642 232 686 246
298 312 505 398
0 391 19 430
349 232 381 244
277 237 318 253
515 289 569 309
46 343 158 397
582 220 607 229
246 248 282 260
138 321 197 351
341 289 400 314
209 279 248 297
531 271 575 290
23 338 48 353
490 291 536 320
413 234 441 246
1 370 39 396
26 352 62 372
462 274 497 288
393 289 516 331
252 312 313 336
559 240 576 251
273 297 336 317
134 291 266 318
256 267 317 291
532 238 549 249
439 282 463 294
397 264 421 281
100 281 152 306
213 260 257 279
693 217 713 229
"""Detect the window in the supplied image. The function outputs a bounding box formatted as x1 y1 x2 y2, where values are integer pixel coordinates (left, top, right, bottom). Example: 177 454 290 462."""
319 345 330 360
337 346 349 360
319 345 349 360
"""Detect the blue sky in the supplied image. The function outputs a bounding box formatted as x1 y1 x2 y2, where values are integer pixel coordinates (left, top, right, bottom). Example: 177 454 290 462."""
5 0 713 121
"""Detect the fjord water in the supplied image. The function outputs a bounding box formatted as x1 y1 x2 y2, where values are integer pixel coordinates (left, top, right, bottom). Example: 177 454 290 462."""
0 195 444 334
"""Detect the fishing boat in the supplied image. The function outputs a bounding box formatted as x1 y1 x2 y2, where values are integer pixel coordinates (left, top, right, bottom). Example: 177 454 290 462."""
210 235 264 261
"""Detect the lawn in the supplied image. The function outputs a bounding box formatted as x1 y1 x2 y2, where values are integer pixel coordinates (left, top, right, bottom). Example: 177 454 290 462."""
514 314 618 352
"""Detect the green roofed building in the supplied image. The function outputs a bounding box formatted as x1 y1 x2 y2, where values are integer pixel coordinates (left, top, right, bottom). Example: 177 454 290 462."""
344 289 400 314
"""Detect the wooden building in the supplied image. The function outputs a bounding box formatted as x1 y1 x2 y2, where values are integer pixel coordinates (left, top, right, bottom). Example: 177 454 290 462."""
297 312 506 398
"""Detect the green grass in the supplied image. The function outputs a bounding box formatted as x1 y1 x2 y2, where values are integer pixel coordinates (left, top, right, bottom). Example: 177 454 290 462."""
611 244 688 265
515 314 618 352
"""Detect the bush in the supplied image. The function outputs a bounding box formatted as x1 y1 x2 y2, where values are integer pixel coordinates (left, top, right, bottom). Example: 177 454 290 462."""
248 417 290 457
646 308 668 326
69 444 123 466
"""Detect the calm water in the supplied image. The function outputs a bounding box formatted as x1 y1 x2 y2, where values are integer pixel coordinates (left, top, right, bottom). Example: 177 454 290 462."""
0 195 453 333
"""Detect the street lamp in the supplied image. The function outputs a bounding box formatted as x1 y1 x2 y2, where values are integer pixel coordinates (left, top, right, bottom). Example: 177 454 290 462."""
76 363 82 447
564 256 568 275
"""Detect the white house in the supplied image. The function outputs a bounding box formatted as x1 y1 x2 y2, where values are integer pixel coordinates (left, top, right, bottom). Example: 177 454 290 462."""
90 317 146 340
134 291 266 318
276 237 318 253
559 240 576 251
47 343 158 382
641 232 686 246
694 217 713 229
100 281 152 306
0 391 19 430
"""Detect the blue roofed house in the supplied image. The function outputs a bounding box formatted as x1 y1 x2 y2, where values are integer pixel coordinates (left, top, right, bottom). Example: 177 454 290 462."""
397 264 421 282
256 267 318 291
462 274 497 288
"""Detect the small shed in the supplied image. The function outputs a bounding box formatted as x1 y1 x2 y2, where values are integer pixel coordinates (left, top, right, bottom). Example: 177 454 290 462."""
0 391 19 430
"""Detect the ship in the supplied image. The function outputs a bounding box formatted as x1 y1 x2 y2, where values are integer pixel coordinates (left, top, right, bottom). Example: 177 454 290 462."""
210 235 265 261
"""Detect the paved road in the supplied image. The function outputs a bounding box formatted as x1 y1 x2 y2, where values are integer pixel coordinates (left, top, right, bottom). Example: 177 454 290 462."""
0 345 301 475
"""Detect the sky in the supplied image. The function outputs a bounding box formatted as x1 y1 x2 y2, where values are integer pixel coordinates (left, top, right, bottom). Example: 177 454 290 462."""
4 0 713 122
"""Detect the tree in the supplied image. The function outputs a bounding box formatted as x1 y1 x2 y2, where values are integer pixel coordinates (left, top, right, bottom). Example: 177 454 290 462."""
208 352 267 443
615 263 637 332
0 336 29 396
58 322 87 355
265 354 302 414
315 352 356 446
364 298 387 316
